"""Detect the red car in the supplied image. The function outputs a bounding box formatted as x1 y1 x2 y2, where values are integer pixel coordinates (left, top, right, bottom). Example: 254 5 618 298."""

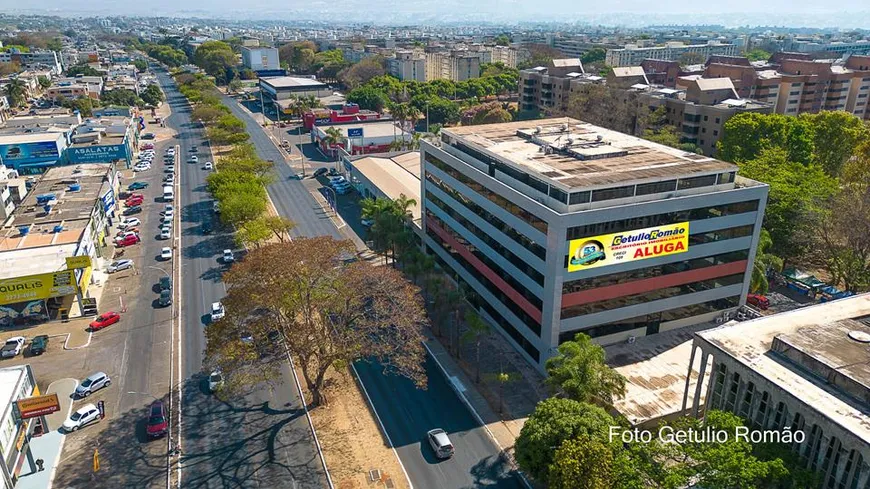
747 294 770 310
125 197 144 207
89 311 120 330
126 193 144 201
116 235 140 247
146 400 168 438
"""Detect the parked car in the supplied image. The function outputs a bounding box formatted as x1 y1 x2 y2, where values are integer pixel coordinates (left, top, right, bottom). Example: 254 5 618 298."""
120 218 141 229
312 167 328 177
427 429 455 459
146 400 168 438
161 208 174 219
163 175 175 183
127 182 149 191
159 276 172 291
1 337 26 358
210 302 225 322
63 404 101 432
189 155 198 162
328 176 347 187
142 133 156 140
222 249 234 263
160 247 173 260
164 166 175 173
123 206 142 216
203 162 213 170
29 335 48 356
133 165 150 172
89 312 120 331
158 289 172 307
208 370 224 392
125 197 144 207
115 234 140 247
75 372 111 398
190 146 198 152
159 228 171 240
116 230 138 241
747 294 770 310
107 259 134 273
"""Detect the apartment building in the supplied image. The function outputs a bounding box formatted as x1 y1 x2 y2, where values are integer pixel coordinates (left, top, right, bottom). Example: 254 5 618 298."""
683 296 870 489
387 50 427 82
519 58 586 112
0 50 62 74
425 51 480 82
787 38 870 55
423 118 768 370
241 46 280 73
606 41 739 68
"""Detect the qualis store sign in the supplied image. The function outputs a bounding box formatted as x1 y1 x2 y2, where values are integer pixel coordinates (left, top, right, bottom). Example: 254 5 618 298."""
567 222 689 272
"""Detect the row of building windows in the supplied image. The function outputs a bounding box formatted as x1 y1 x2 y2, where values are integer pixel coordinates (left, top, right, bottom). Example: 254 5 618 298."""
566 199 759 241
427 192 545 286
560 272 744 319
424 157 547 258
430 253 541 362
558 295 740 342
427 226 542 336
562 249 750 294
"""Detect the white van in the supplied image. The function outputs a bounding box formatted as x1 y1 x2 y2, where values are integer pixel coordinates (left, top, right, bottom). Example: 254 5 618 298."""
163 186 174 202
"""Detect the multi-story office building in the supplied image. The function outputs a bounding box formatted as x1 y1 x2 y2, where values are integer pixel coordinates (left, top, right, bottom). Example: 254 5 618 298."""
683 295 870 489
387 50 427 82
425 51 480 82
786 38 870 55
0 50 62 74
422 118 768 370
606 41 739 68
241 46 280 73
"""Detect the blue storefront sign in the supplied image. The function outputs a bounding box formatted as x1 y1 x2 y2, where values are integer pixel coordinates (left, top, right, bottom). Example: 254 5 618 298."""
68 144 129 164
347 128 364 138
100 189 115 213
0 141 61 163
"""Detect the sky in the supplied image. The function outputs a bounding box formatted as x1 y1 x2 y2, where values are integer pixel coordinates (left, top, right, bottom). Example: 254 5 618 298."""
2 0 869 27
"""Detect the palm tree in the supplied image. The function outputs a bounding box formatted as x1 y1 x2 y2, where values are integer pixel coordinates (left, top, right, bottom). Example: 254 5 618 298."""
321 127 345 158
4 79 26 108
751 229 784 294
460 310 490 384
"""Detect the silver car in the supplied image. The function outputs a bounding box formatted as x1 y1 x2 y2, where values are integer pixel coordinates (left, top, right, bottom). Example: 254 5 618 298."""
107 259 134 273
76 372 111 398
427 428 455 459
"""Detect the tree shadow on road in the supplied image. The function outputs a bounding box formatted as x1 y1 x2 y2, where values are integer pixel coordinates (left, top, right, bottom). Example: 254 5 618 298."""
467 451 524 488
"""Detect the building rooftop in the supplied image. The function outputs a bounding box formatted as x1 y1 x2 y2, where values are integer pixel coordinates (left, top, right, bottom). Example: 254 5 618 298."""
0 132 64 145
443 117 737 190
260 76 328 89
0 366 28 411
697 294 870 446
694 77 738 92
612 66 647 78
315 120 408 139
350 151 421 223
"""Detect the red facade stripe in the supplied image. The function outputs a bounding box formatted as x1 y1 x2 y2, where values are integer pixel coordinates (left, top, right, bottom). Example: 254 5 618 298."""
427 220 543 323
561 260 748 309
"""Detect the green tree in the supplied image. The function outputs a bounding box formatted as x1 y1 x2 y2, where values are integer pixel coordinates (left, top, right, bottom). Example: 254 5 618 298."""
515 398 615 482
37 76 51 89
66 64 102 77
346 85 389 112
59 97 94 117
235 217 272 248
746 48 771 62
101 88 144 107
548 436 615 489
338 57 387 89
813 185 870 292
4 79 27 107
132 59 148 72
803 111 869 177
494 34 510 46
219 191 267 227
262 216 296 243
739 148 838 261
545 333 627 405
0 62 21 76
717 112 815 165
140 84 164 106
193 41 236 83
581 47 607 65
191 104 228 123
750 229 784 294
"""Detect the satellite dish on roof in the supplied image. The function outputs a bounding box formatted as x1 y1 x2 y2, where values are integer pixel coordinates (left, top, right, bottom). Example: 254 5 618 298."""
535 126 542 134
561 123 569 132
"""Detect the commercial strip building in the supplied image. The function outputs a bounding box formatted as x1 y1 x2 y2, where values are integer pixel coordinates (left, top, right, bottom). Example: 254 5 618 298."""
0 164 118 324
343 151 422 237
605 41 739 68
312 120 410 157
683 295 870 489
0 365 41 488
422 118 768 371
258 76 332 102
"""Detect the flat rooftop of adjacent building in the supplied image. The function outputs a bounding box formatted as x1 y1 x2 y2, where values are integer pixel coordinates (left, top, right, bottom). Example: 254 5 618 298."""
0 132 64 144
350 151 421 223
697 294 870 446
0 164 111 254
260 76 328 89
315 120 409 139
444 117 737 190
0 365 28 408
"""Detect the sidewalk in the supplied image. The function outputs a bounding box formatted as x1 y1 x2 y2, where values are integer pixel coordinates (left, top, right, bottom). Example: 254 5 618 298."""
16 378 77 489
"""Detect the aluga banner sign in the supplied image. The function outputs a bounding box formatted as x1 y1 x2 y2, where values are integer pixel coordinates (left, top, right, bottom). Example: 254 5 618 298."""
567 222 690 272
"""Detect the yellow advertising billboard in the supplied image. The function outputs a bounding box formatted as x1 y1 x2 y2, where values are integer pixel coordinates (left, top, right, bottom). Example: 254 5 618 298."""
0 270 79 305
567 222 690 272
65 255 92 270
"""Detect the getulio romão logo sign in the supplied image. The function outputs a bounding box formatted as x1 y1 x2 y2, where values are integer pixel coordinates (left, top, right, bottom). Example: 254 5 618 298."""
568 222 690 272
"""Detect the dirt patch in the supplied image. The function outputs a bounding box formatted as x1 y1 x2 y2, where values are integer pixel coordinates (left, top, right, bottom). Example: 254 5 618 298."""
297 365 410 489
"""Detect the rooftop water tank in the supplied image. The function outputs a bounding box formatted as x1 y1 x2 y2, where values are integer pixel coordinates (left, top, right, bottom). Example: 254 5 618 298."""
18 226 30 236
53 225 64 233
43 204 52 214
69 184 81 192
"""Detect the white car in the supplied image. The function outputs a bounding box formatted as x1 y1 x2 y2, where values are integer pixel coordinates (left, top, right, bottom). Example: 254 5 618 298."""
189 155 198 162
0 337 26 358
208 370 224 392
133 165 150 172
161 209 174 219
160 247 173 260
120 218 141 229
62 404 101 432
159 229 171 240
107 259 134 273
210 302 225 322
164 175 175 183
164 166 175 173
203 162 213 170
164 204 174 213
222 249 234 263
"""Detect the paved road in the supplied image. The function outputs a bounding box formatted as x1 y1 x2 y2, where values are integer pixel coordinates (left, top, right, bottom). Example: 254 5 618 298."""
220 95 523 489
155 68 327 489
